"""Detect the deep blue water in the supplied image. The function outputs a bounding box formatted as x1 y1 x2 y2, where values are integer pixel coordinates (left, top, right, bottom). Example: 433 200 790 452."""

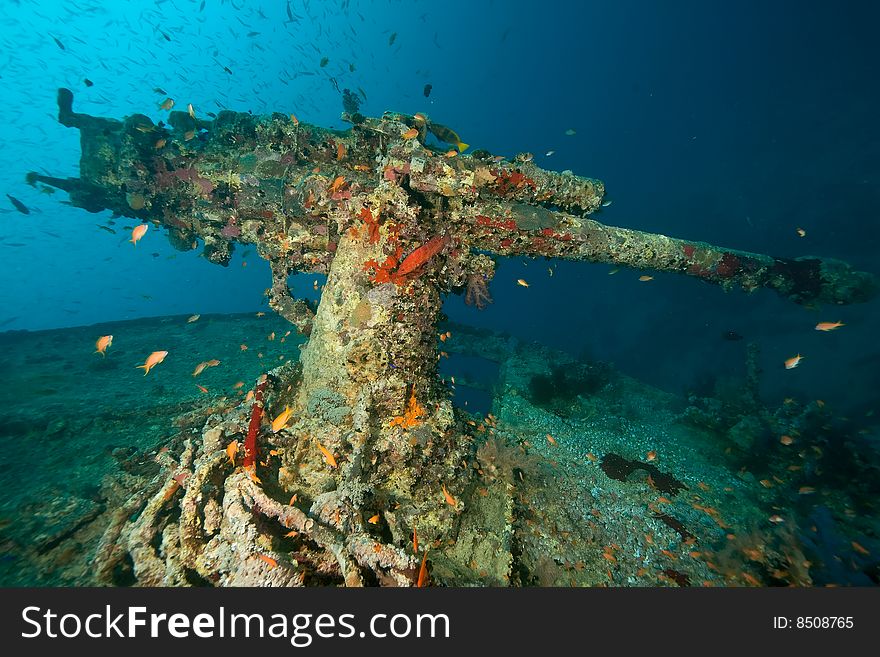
1 0 877 416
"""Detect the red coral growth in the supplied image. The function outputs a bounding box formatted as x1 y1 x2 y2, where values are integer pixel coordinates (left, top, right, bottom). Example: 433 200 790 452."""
491 169 537 195
220 216 241 238
476 215 518 230
363 245 403 284
687 263 711 278
715 253 741 278
682 244 696 258
390 234 451 284
360 207 380 244
242 376 269 470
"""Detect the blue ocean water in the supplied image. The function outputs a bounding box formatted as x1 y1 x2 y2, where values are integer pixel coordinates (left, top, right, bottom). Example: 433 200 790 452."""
0 0 877 586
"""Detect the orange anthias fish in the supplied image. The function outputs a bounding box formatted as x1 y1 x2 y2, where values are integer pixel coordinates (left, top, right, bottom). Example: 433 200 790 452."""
130 224 148 245
136 350 168 375
271 406 293 433
368 514 380 524
258 554 278 569
815 321 845 332
94 335 113 356
329 175 346 194
416 551 429 587
226 440 238 465
441 484 456 507
784 354 804 370
317 441 338 468
402 127 419 140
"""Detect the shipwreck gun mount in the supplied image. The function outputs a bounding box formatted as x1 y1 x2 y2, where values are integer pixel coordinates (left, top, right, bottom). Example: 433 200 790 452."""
28 89 879 589
29 88 877 314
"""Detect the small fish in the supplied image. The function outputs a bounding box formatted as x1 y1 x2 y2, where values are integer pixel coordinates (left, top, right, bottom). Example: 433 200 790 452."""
401 127 419 140
317 441 338 468
130 224 148 245
516 279 529 287
184 130 195 141
187 103 195 119
6 195 30 214
159 97 174 111
83 78 94 87
545 150 555 156
272 406 293 432
187 314 200 323
441 483 456 507
798 486 816 495
153 87 167 95
226 440 238 465
196 384 208 393
638 275 654 282
546 434 557 446
815 321 844 332
51 35 65 50
258 554 278 569
413 526 418 553
779 435 795 446
784 354 804 370
94 335 113 356
240 343 248 350
267 331 275 341
601 200 613 207
329 176 346 193
608 268 619 275
290 114 299 126
154 138 166 149
192 361 208 377
416 551 429 587
768 514 785 524
336 143 346 160
136 350 168 376
388 32 397 46
320 56 329 67
852 541 870 556
232 381 245 389
565 128 576 136
444 149 457 158
796 227 806 237
423 83 432 97
368 514 380 525
646 450 657 462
